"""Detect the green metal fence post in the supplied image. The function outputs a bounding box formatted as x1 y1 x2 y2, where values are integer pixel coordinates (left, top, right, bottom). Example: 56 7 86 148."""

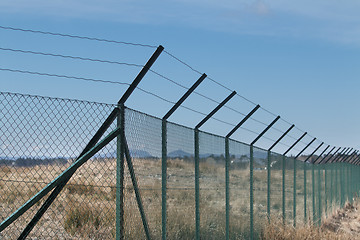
312 163 316 225
282 155 286 225
347 164 350 203
116 104 125 240
341 163 344 207
250 145 254 240
225 138 230 240
304 162 307 224
317 165 322 225
267 124 295 224
293 157 296 227
161 119 167 240
335 163 339 207
324 164 327 216
195 128 200 240
267 150 271 223
330 163 333 211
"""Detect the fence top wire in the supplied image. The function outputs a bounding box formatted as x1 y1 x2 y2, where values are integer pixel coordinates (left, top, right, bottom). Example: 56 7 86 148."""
0 25 341 152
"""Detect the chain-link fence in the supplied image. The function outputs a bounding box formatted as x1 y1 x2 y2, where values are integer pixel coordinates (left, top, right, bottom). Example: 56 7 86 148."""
1 91 360 239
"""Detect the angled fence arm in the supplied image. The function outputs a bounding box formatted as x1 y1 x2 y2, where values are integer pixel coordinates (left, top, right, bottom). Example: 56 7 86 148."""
313 145 330 164
341 149 354 163
318 146 336 164
268 124 295 152
354 155 360 165
0 126 123 233
196 91 236 129
304 142 323 163
323 147 342 164
333 148 350 163
341 148 353 162
328 147 346 163
163 73 207 120
349 151 359 164
346 150 358 163
294 137 316 160
11 45 164 239
340 148 354 162
119 45 164 104
226 105 260 138
251 116 280 146
283 132 307 156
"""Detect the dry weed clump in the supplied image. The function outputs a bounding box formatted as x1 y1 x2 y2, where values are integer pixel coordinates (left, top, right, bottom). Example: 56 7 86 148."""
262 201 360 240
262 220 352 240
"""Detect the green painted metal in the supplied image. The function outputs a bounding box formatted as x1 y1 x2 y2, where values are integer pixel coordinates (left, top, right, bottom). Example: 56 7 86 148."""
164 74 206 120
267 151 271 222
282 155 286 224
123 136 151 240
17 108 122 239
324 165 327 216
335 164 339 206
0 125 123 232
118 45 164 105
304 162 307 224
293 158 296 227
250 145 254 239
312 164 316 225
347 164 350 203
195 129 200 240
317 165 322 226
161 119 167 240
330 164 333 210
225 138 230 240
196 91 236 129
341 163 344 206
116 105 125 240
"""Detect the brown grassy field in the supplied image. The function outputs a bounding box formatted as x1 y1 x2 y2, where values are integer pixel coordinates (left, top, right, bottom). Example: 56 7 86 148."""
0 158 350 239
263 201 360 240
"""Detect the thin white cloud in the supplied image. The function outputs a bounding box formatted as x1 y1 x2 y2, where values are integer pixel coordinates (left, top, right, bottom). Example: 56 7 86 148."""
0 0 360 45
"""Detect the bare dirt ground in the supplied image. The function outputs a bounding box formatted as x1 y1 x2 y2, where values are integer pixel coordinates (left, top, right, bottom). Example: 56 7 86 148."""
322 201 360 239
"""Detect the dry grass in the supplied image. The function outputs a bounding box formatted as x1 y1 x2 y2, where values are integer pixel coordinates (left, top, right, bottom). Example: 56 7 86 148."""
0 158 356 239
262 201 360 240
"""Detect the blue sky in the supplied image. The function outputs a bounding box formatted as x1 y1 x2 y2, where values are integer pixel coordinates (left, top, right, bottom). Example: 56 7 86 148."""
1 0 360 156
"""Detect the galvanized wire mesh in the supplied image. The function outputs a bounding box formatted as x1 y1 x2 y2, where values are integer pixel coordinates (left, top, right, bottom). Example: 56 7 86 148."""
1 91 360 239
0 92 117 239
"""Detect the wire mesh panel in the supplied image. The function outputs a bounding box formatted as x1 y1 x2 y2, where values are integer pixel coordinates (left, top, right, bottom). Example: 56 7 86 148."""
229 139 250 239
167 122 195 239
295 158 305 226
304 162 313 224
1 91 360 239
269 152 282 221
284 156 294 226
199 131 226 239
0 92 116 239
318 165 325 222
252 146 267 239
124 108 162 239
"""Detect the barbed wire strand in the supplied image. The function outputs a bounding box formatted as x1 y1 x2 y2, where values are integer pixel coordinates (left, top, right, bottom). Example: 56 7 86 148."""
0 25 157 48
0 25 298 131
0 46 289 135
0 67 292 149
0 25 332 150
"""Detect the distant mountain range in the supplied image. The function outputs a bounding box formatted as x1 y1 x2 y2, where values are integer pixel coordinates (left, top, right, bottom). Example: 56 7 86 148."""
0 149 269 164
